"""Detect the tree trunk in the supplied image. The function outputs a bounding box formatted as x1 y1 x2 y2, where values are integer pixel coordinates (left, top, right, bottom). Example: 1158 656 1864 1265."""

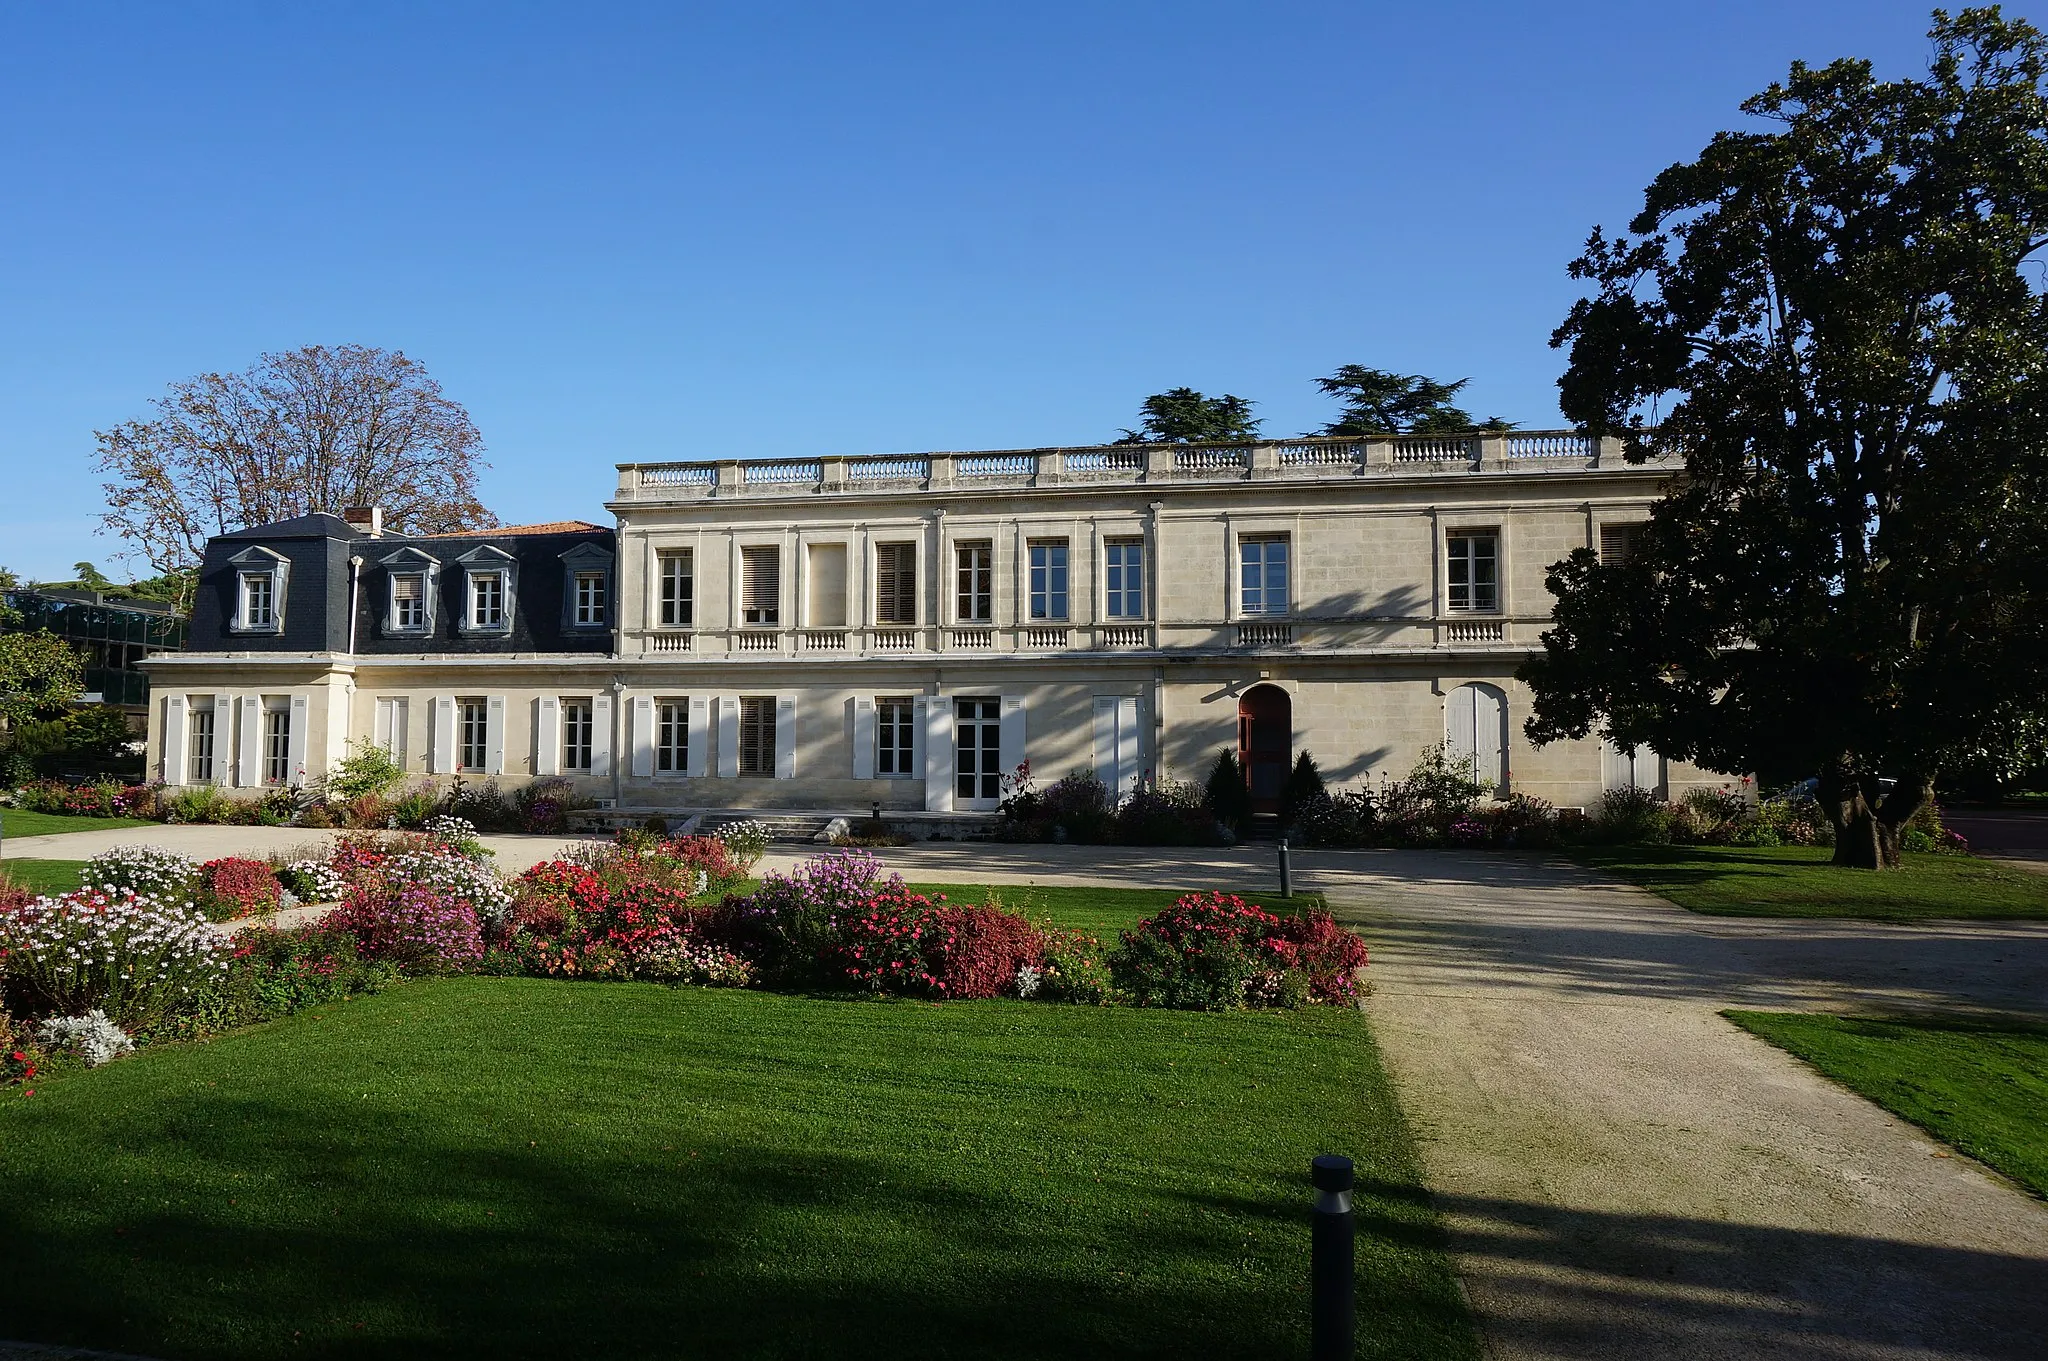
1819 763 1931 869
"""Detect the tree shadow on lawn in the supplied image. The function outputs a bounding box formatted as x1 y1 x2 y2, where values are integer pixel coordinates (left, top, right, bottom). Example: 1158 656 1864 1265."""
0 1095 1469 1361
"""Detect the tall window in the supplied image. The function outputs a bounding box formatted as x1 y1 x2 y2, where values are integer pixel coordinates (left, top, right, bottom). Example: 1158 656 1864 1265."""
742 546 780 626
739 697 775 775
263 704 291 785
875 543 917 625
657 699 688 773
955 542 992 622
392 573 426 628
1029 541 1069 620
240 573 275 629
562 699 593 772
1447 532 1499 612
659 550 694 627
1239 537 1289 615
574 571 607 626
1105 540 1144 619
954 697 1001 802
187 701 215 783
470 573 505 629
877 696 915 776
459 698 488 772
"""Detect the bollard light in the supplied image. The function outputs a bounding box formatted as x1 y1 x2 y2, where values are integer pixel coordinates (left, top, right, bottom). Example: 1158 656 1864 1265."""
1278 836 1293 899
1311 1153 1355 1361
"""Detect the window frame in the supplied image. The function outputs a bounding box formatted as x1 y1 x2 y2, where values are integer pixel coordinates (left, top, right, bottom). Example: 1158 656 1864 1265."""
1104 538 1145 620
655 698 689 774
557 541 614 634
561 698 593 773
226 547 290 635
378 547 440 637
738 696 776 776
573 571 607 627
874 542 918 626
954 541 993 623
1028 540 1069 621
458 697 490 774
1238 536 1290 617
263 702 292 786
657 549 694 628
876 695 916 778
741 546 781 628
187 699 215 784
454 546 518 637
1445 530 1500 613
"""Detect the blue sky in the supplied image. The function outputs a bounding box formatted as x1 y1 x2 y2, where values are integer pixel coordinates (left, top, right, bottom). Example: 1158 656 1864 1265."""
0 0 1971 580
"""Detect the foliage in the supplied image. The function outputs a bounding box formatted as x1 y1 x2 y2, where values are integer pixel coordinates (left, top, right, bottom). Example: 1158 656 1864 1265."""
1114 387 1261 444
0 633 86 728
8 779 158 819
1527 9 2048 868
1111 779 1220 846
36 1010 133 1067
715 819 770 871
512 776 588 834
1313 365 1510 435
441 781 517 833
1204 748 1253 836
1280 750 1326 828
0 887 225 1027
1109 891 1365 1011
196 857 282 921
91 343 494 578
925 904 1044 1000
328 883 483 974
81 844 200 900
1032 921 1110 1004
325 738 405 801
8 706 138 774
276 858 349 903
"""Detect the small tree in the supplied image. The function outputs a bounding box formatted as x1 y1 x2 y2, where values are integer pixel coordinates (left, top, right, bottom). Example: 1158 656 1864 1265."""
1115 388 1262 444
1314 366 1512 435
325 738 406 801
1205 748 1254 834
1280 750 1327 827
0 634 84 729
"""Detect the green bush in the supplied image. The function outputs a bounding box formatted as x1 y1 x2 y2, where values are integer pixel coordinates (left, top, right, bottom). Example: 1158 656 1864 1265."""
1280 751 1327 829
326 738 405 800
1595 785 1671 844
1204 748 1252 837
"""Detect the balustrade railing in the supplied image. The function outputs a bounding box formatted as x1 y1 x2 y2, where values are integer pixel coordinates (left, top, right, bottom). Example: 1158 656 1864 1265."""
645 631 692 652
849 457 929 481
637 464 716 487
1098 624 1149 647
1504 433 1595 460
1174 445 1250 473
872 629 917 650
1392 436 1477 463
1065 450 1143 473
1236 622 1293 647
957 454 1034 478
799 630 847 651
1442 620 1505 644
1025 627 1070 648
949 627 994 649
1277 441 1361 466
736 631 779 651
744 460 823 485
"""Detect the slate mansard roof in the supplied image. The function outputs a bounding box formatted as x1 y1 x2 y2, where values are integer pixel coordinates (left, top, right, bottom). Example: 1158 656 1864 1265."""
189 514 616 655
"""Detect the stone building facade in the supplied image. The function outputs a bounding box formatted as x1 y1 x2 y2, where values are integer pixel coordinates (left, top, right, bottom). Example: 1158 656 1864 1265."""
143 432 1709 818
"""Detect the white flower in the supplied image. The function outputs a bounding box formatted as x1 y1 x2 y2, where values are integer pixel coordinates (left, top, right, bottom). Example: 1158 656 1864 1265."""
38 1010 135 1067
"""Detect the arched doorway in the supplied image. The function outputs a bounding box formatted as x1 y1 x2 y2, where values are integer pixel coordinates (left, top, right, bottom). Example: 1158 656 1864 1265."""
1238 685 1291 816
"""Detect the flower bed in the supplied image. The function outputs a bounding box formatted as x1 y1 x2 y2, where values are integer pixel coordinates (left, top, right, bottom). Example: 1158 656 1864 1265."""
197 857 282 921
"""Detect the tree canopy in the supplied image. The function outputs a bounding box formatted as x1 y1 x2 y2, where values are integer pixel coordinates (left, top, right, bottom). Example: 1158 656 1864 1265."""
1114 388 1262 444
0 633 85 729
93 344 495 576
1520 7 2048 867
1314 366 1511 435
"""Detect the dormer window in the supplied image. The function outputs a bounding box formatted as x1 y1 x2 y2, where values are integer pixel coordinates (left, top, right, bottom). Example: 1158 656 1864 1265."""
558 540 615 633
226 546 290 635
574 572 606 626
379 548 440 637
454 545 518 637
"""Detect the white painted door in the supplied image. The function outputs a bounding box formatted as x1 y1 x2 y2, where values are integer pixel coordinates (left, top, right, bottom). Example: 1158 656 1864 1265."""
1446 683 1507 790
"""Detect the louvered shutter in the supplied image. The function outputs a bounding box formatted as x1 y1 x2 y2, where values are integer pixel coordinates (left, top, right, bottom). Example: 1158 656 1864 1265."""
921 696 951 812
631 696 655 777
853 697 876 779
590 693 613 777
716 696 740 777
535 697 561 777
775 694 797 778
431 696 456 774
287 694 310 786
1599 523 1640 565
237 694 264 787
742 547 779 622
162 695 188 785
999 696 1026 795
876 544 915 624
688 697 709 776
211 695 232 783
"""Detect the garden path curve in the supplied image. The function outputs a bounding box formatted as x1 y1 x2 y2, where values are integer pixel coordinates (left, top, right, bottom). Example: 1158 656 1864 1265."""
1320 849 2048 1361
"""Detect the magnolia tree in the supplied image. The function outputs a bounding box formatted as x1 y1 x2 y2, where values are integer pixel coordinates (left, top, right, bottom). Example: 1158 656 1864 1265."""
1521 9 2048 867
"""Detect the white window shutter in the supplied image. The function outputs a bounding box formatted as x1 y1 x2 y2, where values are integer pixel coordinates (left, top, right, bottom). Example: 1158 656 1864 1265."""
287 694 311 786
631 695 655 777
717 697 740 777
1116 696 1139 800
1446 685 1477 772
431 695 456 774
211 695 232 783
852 697 876 780
1092 697 1116 792
591 693 613 777
237 694 263 787
535 697 561 777
775 693 797 778
162 695 188 786
921 695 952 812
1476 686 1504 789
484 695 506 776
999 695 1026 790
374 697 393 752
688 697 709 776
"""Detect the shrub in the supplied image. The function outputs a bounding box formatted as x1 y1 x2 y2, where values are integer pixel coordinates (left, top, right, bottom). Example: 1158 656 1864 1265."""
326 738 405 800
1273 909 1370 1003
1113 780 1219 846
632 936 755 987
36 1010 134 1067
197 857 282 921
276 859 348 903
1205 749 1253 837
716 820 770 871
329 884 482 974
2 1007 45 1087
513 777 588 834
81 845 200 901
1109 891 1363 1011
1033 923 1109 1003
444 779 518 832
388 785 439 828
1297 788 1377 847
422 814 490 859
746 849 892 978
831 885 950 996
1594 785 1671 844
927 903 1042 999
1493 793 1559 848
161 784 230 824
0 887 226 1027
1280 751 1327 828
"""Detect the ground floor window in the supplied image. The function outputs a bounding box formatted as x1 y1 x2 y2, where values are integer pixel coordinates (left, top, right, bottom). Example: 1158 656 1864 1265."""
657 699 689 773
955 696 1000 802
563 699 593 772
877 696 915 776
739 697 775 776
263 704 292 785
187 700 215 783
459 698 488 773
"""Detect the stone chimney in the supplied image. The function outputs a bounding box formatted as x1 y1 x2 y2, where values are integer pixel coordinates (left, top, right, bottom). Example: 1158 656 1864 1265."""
341 506 384 538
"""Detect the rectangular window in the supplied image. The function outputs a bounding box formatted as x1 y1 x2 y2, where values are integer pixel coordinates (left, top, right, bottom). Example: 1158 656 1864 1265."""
742 546 780 626
1239 537 1289 616
392 573 425 628
659 550 694 627
241 573 274 629
954 696 1001 801
574 571 607 626
470 573 505 629
263 705 291 785
562 699 593 773
188 701 215 783
1105 539 1144 619
875 543 917 625
656 699 689 773
876 696 916 777
955 542 992 622
1447 532 1499 612
1028 541 1069 620
1599 523 1641 565
739 697 775 775
458 698 489 773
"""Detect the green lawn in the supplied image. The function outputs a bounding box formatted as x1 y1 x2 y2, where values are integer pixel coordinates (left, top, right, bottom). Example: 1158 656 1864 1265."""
0 858 86 895
1570 844 2048 920
1 809 154 838
1726 1010 2048 1198
0 978 1476 1361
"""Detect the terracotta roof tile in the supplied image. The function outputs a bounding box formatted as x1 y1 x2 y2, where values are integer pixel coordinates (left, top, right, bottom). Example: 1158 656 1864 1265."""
426 521 605 538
